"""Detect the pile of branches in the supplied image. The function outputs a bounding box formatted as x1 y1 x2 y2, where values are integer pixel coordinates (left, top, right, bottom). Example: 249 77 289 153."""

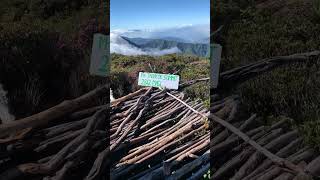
0 85 213 180
108 87 210 179
208 50 320 179
1 50 319 180
210 95 320 180
0 85 110 180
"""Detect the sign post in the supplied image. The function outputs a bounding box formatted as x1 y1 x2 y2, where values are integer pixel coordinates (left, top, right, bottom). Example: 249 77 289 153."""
210 43 222 89
138 72 180 90
89 33 110 77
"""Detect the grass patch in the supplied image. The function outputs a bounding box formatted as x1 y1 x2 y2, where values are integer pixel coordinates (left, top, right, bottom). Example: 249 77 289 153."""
111 53 210 101
216 1 320 149
0 0 109 118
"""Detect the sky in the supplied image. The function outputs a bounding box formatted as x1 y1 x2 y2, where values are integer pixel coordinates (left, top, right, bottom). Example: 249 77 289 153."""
110 0 210 30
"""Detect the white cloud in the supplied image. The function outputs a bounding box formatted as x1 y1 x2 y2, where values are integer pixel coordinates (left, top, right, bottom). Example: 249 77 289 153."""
113 24 209 43
110 24 209 56
110 32 181 56
144 47 181 56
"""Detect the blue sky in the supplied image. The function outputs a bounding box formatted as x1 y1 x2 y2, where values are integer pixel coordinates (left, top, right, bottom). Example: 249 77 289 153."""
110 0 210 30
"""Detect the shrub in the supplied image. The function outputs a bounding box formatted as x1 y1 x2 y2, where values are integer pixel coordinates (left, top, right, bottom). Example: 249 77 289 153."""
215 0 320 149
0 18 108 117
238 62 320 123
0 22 68 116
300 120 320 151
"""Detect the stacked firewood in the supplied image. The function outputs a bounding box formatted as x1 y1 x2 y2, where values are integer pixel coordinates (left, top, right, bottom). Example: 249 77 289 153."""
0 85 110 180
108 87 210 180
210 95 320 180
1 51 320 180
0 86 213 180
208 50 320 180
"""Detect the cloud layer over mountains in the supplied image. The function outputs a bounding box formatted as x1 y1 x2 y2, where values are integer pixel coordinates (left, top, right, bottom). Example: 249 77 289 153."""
110 33 181 56
110 24 209 56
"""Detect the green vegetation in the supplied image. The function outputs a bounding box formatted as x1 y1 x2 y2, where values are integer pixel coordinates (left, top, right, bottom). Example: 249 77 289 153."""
0 0 209 119
0 0 109 118
214 0 320 150
111 53 209 102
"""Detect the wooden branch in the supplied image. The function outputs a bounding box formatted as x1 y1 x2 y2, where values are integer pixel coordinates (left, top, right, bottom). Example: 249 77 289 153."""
85 149 110 180
219 50 320 89
0 84 109 138
16 108 108 176
111 88 148 107
179 51 320 90
167 150 210 180
208 114 306 176
179 78 209 89
0 127 32 144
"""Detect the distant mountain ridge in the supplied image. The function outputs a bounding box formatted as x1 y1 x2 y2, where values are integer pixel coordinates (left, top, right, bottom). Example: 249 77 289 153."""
122 36 210 57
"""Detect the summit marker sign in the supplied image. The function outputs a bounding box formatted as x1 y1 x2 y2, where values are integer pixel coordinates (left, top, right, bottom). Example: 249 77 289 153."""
89 33 110 77
138 72 180 90
210 43 222 88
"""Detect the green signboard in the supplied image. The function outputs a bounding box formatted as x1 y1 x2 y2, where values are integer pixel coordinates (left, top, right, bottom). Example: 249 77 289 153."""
210 43 222 88
89 33 110 77
138 72 180 90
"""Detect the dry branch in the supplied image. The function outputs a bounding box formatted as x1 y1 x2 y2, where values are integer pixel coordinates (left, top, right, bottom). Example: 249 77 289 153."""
0 85 109 138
